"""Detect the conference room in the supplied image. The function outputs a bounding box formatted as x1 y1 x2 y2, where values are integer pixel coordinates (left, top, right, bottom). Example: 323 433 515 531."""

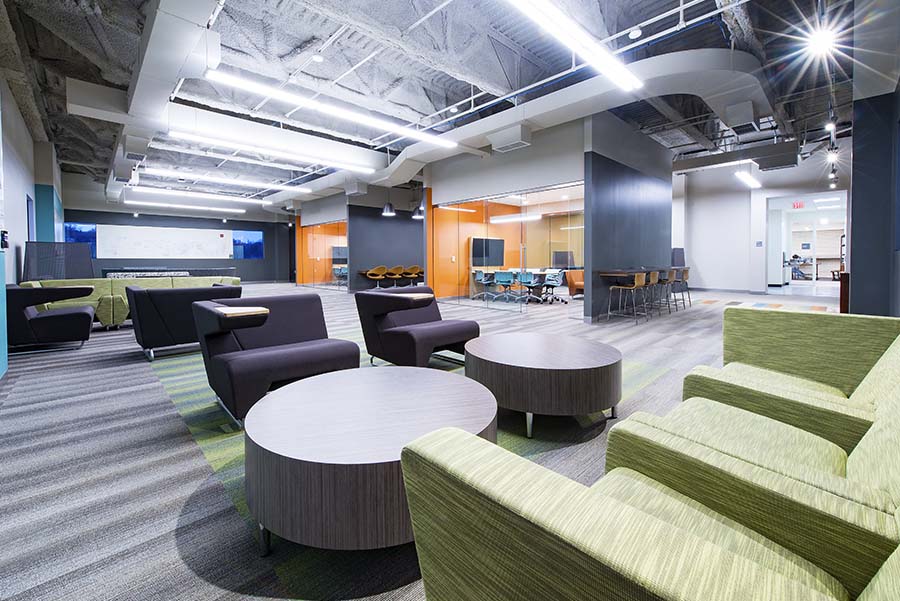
431 181 585 317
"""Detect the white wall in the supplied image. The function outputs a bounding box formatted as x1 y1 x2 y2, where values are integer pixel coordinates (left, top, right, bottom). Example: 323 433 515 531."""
1 78 36 283
682 138 851 291
672 173 685 247
429 119 585 205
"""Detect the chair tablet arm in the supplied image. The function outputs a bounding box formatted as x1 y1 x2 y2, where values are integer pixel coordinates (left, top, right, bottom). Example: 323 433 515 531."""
358 291 435 314
8 285 94 308
193 301 270 334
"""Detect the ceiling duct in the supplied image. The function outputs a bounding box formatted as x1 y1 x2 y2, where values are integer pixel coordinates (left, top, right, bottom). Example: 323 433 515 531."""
487 124 532 153
673 140 800 174
724 101 760 136
344 180 368 196
124 134 150 162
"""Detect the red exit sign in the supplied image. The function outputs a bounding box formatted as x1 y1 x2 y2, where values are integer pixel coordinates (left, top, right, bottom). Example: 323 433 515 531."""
793 201 805 209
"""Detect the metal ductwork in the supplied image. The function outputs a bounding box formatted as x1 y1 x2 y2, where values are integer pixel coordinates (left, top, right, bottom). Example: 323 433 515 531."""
672 139 800 174
487 124 533 153
724 101 760 136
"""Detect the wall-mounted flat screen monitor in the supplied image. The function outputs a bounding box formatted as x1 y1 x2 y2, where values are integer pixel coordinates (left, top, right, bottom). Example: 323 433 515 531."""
552 250 575 269
471 237 505 267
331 246 348 265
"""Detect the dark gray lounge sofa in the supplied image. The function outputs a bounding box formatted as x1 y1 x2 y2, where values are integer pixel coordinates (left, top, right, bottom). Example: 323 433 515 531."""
6 284 95 350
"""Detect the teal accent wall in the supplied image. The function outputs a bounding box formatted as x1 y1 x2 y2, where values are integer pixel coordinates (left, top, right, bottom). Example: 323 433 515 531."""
0 252 7 379
34 183 63 242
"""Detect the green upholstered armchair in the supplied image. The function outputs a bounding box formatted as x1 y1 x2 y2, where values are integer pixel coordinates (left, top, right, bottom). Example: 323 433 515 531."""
683 308 900 451
401 428 900 601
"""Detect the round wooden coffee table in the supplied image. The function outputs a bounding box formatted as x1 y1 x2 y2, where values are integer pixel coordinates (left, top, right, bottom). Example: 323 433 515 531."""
244 366 497 553
465 333 622 438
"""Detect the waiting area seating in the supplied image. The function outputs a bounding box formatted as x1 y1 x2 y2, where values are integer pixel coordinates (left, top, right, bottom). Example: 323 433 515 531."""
20 276 241 326
402 428 899 601
127 284 242 360
401 307 900 600
355 286 479 366
363 265 422 287
192 293 359 423
6 284 96 350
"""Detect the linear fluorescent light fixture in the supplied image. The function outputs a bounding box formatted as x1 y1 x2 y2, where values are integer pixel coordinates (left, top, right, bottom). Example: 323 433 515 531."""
128 185 272 206
813 197 841 203
437 205 477 213
168 130 376 174
123 200 246 214
142 167 312 193
205 70 458 149
559 225 585 230
817 204 842 210
502 0 642 91
489 213 543 224
734 171 762 189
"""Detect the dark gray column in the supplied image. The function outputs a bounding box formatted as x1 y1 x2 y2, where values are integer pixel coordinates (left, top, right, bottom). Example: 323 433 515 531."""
584 152 673 321
849 88 900 316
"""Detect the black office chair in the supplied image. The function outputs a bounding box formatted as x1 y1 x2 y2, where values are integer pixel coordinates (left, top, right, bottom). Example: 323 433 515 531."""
541 270 568 304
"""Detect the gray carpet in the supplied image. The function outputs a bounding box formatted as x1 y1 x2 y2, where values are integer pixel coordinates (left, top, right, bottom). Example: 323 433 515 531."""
0 285 836 600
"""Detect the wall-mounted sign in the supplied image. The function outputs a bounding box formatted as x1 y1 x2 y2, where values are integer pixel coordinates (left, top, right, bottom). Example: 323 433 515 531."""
793 201 805 209
801 242 811 250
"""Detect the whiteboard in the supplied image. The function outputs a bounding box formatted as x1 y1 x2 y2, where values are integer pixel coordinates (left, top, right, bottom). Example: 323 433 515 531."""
96 224 233 259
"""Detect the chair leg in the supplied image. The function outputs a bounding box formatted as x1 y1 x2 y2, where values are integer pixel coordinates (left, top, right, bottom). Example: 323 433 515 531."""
687 286 692 307
631 289 638 325
607 288 613 321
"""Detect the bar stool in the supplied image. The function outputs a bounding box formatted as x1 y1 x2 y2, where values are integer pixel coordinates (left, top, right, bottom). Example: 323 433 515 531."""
608 271 649 325
365 265 388 287
674 267 692 308
647 270 661 317
403 265 423 285
659 269 678 313
385 265 406 286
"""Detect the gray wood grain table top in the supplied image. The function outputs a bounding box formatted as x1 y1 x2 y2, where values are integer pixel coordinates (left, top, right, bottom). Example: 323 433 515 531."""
465 333 622 371
244 366 497 466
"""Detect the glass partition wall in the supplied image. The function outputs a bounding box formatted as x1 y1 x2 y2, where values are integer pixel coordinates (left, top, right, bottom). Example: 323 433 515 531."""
432 182 584 315
298 220 349 290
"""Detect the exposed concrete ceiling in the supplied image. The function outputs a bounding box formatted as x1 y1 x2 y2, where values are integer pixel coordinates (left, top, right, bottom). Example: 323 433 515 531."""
3 0 869 205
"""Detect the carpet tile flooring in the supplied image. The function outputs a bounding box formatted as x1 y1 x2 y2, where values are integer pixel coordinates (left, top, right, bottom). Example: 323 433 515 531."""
0 284 837 600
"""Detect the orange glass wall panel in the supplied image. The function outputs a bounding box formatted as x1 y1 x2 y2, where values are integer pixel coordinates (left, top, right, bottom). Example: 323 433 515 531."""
431 201 523 299
297 220 347 285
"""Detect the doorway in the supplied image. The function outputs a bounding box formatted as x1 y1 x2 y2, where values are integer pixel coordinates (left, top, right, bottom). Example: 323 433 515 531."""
766 192 847 298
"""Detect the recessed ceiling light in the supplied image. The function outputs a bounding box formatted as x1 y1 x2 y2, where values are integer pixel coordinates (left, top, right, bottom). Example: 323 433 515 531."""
501 0 643 91
169 130 376 174
735 171 762 189
142 167 312 193
311 54 324 63
829 182 837 189
123 200 246 214
628 27 642 40
828 171 836 179
449 106 459 114
133 212 139 218
826 149 839 163
222 218 228 223
824 121 836 132
128 185 273 206
204 70 457 149
806 28 836 56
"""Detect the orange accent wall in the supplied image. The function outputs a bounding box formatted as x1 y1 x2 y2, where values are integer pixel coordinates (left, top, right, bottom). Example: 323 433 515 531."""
296 220 347 285
425 188 435 288
430 201 523 299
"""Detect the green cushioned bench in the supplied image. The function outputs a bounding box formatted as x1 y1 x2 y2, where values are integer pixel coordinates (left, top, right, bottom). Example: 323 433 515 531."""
21 276 241 326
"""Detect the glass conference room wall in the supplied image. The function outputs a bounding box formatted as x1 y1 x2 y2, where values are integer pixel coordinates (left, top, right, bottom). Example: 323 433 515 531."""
432 182 584 315
297 220 349 290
